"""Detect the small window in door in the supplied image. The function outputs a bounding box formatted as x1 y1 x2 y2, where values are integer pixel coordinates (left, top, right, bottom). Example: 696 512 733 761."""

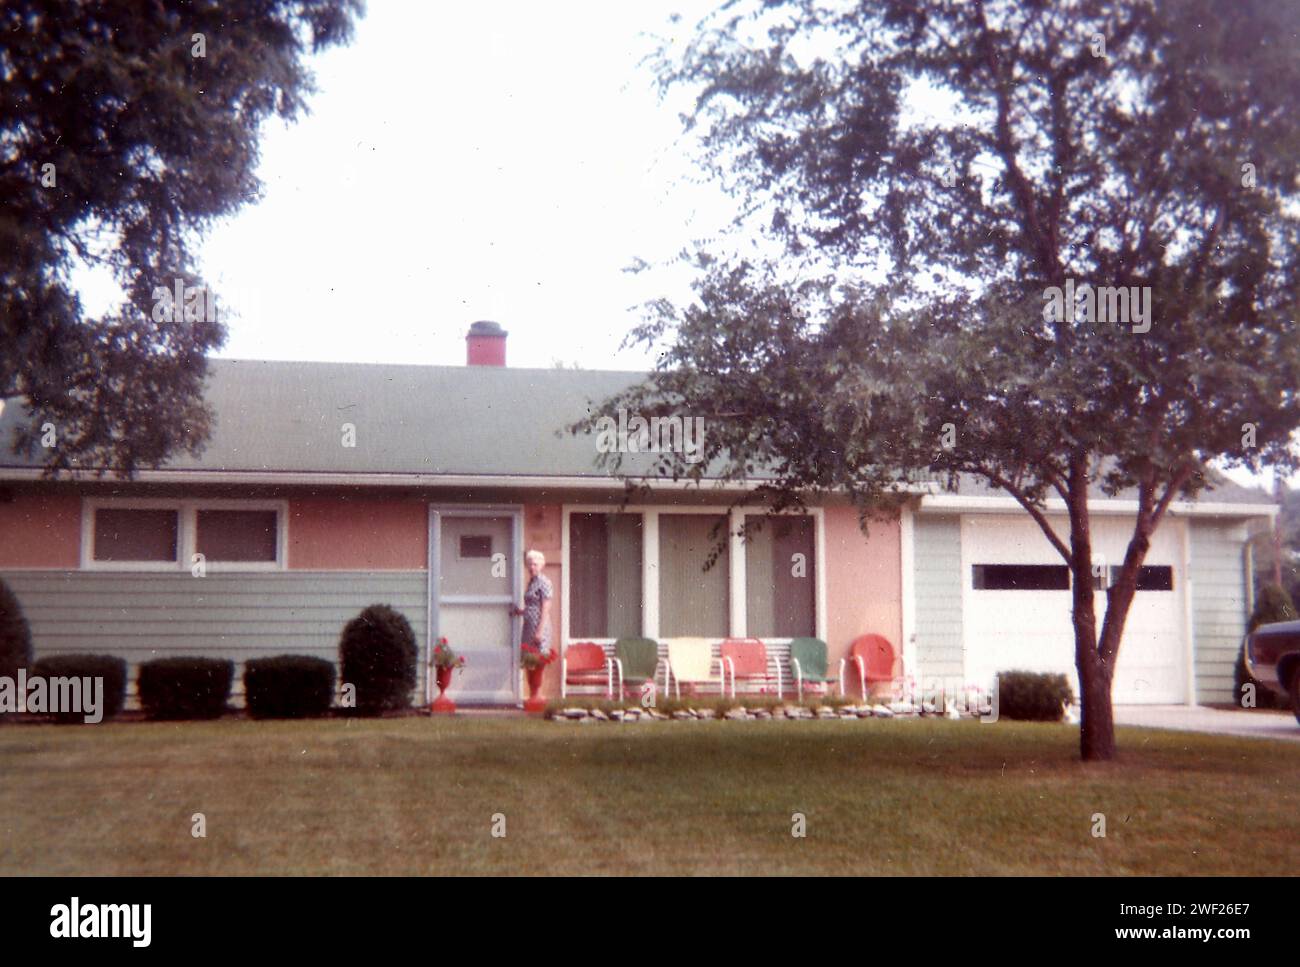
458 535 493 560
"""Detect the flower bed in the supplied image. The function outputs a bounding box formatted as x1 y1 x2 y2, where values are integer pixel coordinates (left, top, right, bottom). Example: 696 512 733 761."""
543 695 983 723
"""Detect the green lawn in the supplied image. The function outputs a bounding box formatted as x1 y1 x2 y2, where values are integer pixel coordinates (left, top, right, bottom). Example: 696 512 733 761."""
2 716 1297 875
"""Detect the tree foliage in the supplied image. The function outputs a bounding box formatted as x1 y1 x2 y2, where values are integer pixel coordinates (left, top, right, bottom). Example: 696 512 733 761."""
1238 583 1297 709
1246 583 1297 635
1248 481 1300 600
1 0 363 474
583 0 1300 759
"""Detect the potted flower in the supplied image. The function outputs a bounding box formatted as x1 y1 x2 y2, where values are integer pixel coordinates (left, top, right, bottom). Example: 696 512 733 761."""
431 637 465 713
519 643 556 712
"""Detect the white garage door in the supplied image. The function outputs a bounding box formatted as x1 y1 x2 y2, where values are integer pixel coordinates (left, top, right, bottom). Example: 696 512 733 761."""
962 514 1187 705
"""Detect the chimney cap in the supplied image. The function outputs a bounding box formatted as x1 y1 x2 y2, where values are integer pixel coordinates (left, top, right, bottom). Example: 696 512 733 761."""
467 320 508 338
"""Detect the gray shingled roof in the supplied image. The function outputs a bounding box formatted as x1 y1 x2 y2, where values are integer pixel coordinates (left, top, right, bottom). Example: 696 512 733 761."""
0 358 1277 504
0 359 652 477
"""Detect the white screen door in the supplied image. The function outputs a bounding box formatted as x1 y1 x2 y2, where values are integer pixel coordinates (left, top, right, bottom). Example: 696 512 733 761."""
429 508 521 704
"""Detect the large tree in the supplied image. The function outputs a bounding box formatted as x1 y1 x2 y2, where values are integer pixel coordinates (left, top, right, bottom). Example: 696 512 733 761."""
583 0 1300 759
1 0 363 475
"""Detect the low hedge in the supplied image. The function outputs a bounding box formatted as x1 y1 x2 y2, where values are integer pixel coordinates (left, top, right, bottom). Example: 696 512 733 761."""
0 577 32 686
996 670 1074 721
244 656 335 719
138 657 234 720
30 654 128 724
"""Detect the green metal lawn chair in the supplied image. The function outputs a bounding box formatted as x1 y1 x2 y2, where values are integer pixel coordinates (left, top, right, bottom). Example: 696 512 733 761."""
612 637 665 701
789 637 840 701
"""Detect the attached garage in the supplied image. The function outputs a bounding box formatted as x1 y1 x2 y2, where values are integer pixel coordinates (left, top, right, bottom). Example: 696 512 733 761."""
907 491 1271 707
960 514 1188 705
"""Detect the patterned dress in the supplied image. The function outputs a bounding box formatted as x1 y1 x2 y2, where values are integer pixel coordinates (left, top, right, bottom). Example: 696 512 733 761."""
521 573 553 654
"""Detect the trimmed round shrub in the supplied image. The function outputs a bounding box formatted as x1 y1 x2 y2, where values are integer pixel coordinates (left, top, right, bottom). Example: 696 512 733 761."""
1237 583 1298 709
0 577 32 684
30 655 128 724
339 604 418 714
244 656 335 719
996 670 1073 721
138 657 234 720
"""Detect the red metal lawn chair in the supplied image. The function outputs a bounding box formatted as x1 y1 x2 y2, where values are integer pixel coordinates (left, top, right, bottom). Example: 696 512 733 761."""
842 634 902 701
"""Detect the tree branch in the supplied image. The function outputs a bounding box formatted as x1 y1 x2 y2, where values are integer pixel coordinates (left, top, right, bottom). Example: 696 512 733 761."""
1149 464 1195 532
984 468 1072 562
975 0 1058 281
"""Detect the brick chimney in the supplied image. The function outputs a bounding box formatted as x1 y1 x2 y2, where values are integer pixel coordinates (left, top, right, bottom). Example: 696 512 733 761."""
466 320 508 366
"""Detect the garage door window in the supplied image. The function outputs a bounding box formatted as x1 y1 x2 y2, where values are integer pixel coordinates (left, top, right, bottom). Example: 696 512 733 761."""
1104 565 1174 591
1091 565 1175 591
972 564 1069 590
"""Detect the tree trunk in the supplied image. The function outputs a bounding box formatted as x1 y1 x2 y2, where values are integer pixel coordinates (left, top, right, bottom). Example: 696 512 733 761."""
1065 457 1118 761
1087 496 1160 760
1071 554 1116 760
1079 663 1115 760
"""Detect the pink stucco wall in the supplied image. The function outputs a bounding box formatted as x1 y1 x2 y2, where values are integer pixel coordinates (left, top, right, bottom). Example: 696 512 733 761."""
0 495 81 568
823 505 903 675
287 498 427 570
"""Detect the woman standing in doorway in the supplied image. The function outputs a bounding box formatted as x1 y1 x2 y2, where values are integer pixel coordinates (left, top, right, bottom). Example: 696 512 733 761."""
512 549 553 656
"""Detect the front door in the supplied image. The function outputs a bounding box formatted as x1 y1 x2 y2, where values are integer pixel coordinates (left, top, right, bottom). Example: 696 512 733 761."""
429 508 521 704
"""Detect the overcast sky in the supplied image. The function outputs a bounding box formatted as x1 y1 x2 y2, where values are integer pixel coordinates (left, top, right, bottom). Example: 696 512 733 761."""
78 1 727 373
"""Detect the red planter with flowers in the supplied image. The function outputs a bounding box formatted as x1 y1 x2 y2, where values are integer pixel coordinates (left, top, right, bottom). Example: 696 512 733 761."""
525 666 545 706
520 643 556 713
431 637 464 714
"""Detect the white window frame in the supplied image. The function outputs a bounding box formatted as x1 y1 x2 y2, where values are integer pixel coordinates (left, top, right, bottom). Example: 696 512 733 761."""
81 498 288 572
561 504 825 647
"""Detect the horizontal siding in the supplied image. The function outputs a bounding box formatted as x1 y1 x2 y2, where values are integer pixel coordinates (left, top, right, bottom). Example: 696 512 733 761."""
1188 523 1248 705
913 516 963 680
1 571 428 708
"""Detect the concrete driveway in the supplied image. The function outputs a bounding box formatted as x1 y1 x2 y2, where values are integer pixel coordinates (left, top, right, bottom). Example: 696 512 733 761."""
1115 705 1300 742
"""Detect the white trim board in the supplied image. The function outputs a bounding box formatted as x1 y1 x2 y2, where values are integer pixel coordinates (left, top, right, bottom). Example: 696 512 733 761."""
899 504 916 680
918 494 1277 518
0 467 779 491
4 467 1270 518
